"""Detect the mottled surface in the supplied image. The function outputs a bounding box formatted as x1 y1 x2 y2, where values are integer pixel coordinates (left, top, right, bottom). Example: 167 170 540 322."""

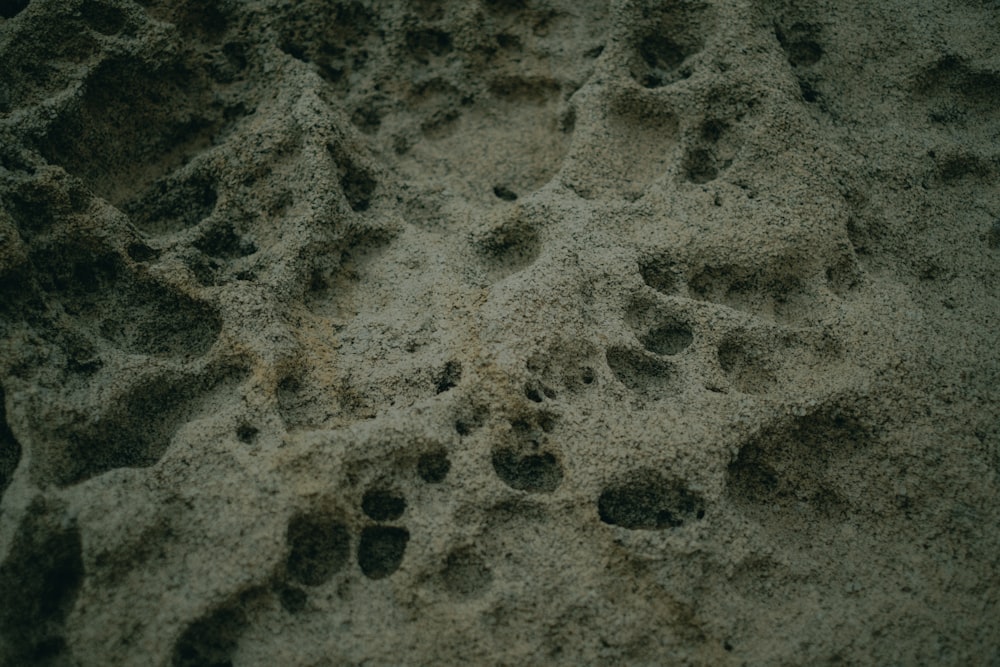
1 0 998 665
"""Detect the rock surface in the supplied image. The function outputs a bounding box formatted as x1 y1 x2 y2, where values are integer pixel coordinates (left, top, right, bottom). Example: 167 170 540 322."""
1 0 998 664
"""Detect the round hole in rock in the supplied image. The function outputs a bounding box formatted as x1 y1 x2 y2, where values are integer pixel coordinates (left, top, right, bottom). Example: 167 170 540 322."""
126 242 159 262
639 257 678 293
442 547 493 598
278 585 307 614
683 148 718 184
597 475 705 530
493 185 518 201
641 324 693 356
491 447 562 493
285 514 350 586
537 413 556 433
82 2 127 35
358 526 409 580
417 449 451 483
361 488 406 521
435 360 462 394
789 40 822 66
236 424 258 444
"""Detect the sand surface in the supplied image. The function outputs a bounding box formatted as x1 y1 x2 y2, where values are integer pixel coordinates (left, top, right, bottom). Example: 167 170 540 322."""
1 0 998 664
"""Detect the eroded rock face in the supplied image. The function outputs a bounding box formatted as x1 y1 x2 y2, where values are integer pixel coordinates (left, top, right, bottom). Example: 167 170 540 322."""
1 0 998 664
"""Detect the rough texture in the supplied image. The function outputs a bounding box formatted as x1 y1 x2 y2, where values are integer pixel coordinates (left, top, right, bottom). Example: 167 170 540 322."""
0 0 998 665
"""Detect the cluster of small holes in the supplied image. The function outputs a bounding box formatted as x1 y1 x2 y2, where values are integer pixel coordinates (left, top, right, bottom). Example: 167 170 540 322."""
283 484 420 589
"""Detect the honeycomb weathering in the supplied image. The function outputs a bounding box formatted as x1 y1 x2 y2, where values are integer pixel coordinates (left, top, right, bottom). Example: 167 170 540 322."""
0 0 998 664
